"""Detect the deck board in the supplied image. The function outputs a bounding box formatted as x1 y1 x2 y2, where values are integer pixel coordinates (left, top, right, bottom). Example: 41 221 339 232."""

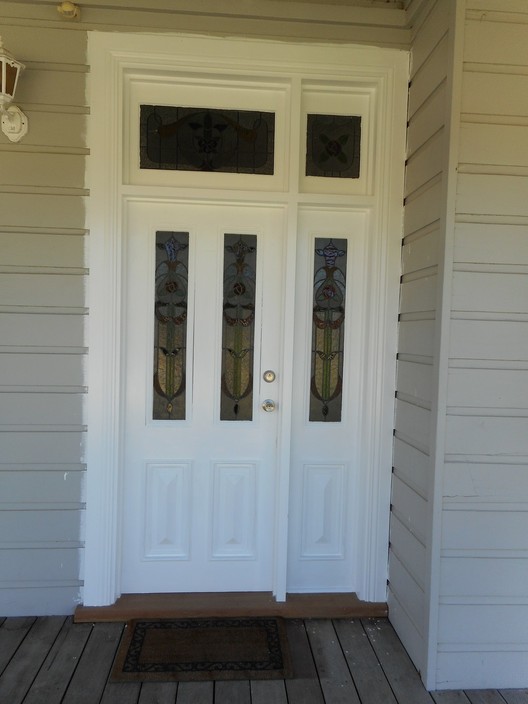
138 682 179 703
0 616 36 675
215 680 251 704
0 616 524 702
432 691 471 703
284 619 325 704
100 681 141 704
465 692 512 704
306 618 362 704
61 622 124 704
334 618 398 704
250 679 288 704
176 681 214 704
363 618 435 704
500 691 528 704
22 618 92 704
0 616 65 704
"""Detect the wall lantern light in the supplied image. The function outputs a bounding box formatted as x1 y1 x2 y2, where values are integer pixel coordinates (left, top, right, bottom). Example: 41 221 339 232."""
0 36 28 143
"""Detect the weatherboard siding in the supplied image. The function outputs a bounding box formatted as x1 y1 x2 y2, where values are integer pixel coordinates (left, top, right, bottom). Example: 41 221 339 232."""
389 0 452 676
393 0 528 689
437 0 528 688
0 17 88 615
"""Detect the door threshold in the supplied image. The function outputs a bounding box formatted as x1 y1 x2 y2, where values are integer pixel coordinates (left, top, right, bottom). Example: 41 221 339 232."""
74 592 387 623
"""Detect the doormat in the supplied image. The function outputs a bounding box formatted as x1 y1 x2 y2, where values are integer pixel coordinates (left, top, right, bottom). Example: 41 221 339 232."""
111 617 293 682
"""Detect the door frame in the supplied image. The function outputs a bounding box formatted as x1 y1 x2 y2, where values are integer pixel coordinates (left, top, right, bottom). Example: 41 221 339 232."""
83 30 408 606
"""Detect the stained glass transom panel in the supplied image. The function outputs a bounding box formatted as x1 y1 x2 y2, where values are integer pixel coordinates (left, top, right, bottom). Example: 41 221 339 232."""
153 231 189 420
140 106 275 175
309 238 348 422
220 234 257 421
306 114 361 179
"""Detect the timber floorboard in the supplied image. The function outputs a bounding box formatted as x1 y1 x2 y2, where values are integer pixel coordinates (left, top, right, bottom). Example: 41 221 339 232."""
0 616 526 703
502 693 528 704
465 693 514 704
0 616 35 674
334 618 398 704
432 692 471 703
0 616 65 704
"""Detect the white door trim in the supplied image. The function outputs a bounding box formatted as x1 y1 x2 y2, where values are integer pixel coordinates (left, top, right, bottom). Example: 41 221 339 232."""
83 31 408 606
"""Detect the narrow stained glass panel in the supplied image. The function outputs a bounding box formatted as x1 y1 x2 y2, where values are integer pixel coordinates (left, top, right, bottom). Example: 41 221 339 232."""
309 238 347 422
220 234 257 421
153 231 189 420
140 105 275 175
306 114 361 178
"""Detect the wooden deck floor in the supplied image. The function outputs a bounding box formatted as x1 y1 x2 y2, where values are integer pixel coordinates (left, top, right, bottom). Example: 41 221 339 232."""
0 616 526 704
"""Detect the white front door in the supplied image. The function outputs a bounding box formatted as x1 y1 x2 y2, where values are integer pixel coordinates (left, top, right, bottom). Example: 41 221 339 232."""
121 200 286 593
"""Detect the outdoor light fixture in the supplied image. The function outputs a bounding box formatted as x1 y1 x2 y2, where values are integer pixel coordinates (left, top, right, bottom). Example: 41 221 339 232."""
0 36 28 143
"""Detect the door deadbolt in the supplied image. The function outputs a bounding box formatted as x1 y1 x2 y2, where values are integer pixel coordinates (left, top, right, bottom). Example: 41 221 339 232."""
261 399 276 412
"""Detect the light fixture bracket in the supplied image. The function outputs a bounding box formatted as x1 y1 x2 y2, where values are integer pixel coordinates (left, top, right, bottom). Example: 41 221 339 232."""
57 1 80 20
1 104 28 142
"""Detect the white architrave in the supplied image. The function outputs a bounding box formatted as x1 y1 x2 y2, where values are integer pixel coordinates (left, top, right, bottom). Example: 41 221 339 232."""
84 31 408 606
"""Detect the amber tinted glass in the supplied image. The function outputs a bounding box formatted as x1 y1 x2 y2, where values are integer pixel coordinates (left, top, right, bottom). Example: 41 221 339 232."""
3 63 18 97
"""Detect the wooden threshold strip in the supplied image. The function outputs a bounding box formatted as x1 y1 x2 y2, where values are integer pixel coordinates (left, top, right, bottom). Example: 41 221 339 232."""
74 592 387 623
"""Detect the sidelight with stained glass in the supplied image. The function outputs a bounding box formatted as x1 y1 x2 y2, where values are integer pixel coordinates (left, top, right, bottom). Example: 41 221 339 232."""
309 237 348 422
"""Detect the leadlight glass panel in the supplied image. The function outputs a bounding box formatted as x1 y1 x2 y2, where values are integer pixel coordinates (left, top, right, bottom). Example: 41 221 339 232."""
140 106 275 175
220 234 257 421
153 231 189 420
309 238 348 422
306 114 361 178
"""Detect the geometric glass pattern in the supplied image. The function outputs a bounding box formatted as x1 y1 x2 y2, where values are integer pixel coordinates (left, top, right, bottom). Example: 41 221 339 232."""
220 234 257 421
309 238 347 422
306 114 361 178
140 105 275 175
153 231 189 420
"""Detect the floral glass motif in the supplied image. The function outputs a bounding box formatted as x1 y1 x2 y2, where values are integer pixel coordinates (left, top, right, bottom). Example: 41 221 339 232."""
309 238 348 422
140 106 275 175
306 114 361 178
153 231 189 420
220 234 257 421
